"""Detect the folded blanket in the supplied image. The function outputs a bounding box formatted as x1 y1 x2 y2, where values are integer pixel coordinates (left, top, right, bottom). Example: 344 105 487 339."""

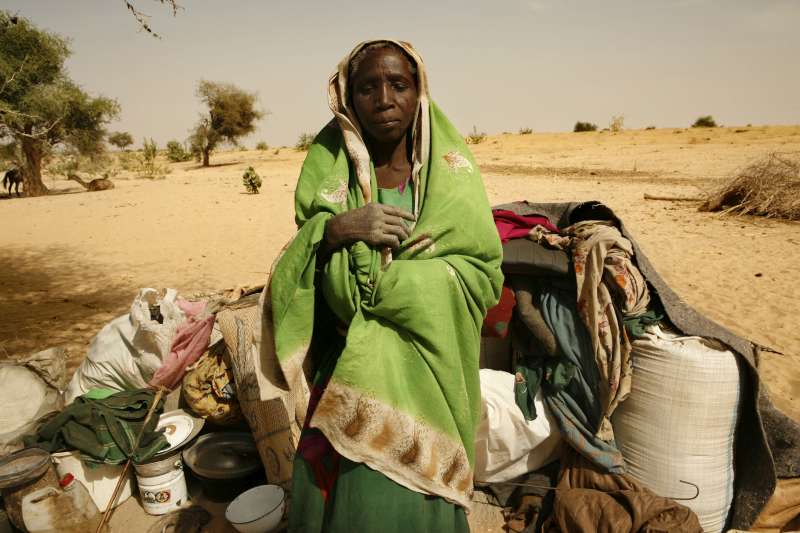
28 389 168 464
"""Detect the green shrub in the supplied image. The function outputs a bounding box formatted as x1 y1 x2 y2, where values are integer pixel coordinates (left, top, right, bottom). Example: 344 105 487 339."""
117 150 137 171
466 125 486 145
255 141 269 151
574 121 598 132
609 115 625 133
692 115 717 128
295 133 315 151
518 127 533 135
242 166 262 194
138 138 169 179
165 140 192 162
645 125 656 130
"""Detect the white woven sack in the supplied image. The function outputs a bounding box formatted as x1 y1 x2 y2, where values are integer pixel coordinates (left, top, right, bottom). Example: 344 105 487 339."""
611 324 741 533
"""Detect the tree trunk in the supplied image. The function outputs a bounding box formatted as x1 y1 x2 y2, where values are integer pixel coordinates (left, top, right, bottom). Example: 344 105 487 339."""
202 147 210 167
20 137 48 197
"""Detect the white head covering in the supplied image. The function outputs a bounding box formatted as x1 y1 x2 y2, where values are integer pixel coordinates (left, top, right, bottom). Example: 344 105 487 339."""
327 40 431 214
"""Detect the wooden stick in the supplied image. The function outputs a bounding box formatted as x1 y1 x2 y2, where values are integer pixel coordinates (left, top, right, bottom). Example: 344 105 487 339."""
95 387 165 533
643 193 704 202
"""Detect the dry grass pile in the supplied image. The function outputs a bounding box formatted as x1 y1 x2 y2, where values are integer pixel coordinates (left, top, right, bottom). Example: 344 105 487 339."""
700 152 800 219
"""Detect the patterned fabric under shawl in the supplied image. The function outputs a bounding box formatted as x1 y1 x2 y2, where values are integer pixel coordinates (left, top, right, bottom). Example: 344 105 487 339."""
495 200 800 531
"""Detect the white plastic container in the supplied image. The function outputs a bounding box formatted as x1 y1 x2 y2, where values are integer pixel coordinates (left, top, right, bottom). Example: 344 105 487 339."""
22 475 104 533
51 451 133 512
136 460 188 515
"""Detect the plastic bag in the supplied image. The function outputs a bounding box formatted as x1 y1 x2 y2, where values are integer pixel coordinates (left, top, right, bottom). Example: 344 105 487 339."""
65 288 185 403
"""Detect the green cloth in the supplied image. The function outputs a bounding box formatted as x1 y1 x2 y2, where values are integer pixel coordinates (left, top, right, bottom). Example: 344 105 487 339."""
290 454 469 533
514 358 577 421
376 181 414 213
83 387 118 400
624 309 664 338
270 101 503 506
28 389 168 465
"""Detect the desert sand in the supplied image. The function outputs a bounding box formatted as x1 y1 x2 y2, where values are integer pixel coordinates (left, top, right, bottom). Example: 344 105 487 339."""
2 124 799 531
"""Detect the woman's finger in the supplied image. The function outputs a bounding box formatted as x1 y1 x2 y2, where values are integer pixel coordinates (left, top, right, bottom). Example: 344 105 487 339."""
379 204 416 221
383 214 413 231
377 233 402 249
383 222 410 242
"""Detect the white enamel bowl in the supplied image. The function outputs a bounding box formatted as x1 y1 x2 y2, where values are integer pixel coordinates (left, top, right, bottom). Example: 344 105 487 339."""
225 484 285 533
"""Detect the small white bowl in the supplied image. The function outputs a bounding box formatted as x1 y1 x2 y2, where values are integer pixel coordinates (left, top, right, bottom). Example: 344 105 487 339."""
225 484 285 533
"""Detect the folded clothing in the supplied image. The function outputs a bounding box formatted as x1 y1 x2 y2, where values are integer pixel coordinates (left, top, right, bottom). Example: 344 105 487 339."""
27 389 168 465
493 209 559 243
502 239 570 277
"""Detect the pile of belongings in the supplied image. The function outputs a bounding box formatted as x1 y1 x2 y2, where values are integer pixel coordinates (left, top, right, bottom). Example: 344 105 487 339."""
472 201 800 533
3 202 800 533
60 284 299 487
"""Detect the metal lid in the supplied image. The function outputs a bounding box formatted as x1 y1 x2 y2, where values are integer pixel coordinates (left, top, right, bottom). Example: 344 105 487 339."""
0 448 51 489
182 432 261 480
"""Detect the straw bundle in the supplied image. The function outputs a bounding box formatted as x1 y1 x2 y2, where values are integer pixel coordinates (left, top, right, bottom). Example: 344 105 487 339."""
700 152 800 220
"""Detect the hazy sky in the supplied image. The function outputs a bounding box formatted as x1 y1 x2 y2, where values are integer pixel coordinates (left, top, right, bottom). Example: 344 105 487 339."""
5 0 799 147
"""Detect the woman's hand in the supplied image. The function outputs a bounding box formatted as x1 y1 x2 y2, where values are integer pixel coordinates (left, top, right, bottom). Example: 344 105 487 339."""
326 203 416 250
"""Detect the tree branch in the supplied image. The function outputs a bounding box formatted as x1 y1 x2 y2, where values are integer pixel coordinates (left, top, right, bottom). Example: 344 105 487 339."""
0 53 29 97
123 0 181 38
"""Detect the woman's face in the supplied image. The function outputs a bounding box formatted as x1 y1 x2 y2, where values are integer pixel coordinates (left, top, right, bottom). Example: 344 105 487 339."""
350 47 419 145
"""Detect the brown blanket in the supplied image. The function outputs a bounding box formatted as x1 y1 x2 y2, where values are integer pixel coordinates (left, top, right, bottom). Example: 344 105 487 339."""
495 200 800 530
544 450 701 533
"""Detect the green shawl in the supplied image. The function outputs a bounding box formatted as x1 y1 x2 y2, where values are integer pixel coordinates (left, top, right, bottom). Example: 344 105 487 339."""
258 40 502 507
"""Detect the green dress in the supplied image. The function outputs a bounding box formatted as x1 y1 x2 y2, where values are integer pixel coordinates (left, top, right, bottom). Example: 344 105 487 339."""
287 181 469 533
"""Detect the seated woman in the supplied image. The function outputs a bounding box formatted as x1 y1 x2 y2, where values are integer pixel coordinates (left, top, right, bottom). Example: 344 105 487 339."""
262 40 503 532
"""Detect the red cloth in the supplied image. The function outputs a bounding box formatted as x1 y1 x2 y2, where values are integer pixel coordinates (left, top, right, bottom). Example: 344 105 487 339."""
493 209 559 243
149 299 215 390
482 285 516 338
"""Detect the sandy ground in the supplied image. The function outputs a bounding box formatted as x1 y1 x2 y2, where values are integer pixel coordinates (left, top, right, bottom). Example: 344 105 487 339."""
1 125 799 530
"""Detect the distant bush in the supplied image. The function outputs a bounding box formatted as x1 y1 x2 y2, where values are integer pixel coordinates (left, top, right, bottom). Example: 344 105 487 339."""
165 140 192 162
117 150 138 171
574 121 598 132
242 166 262 194
645 125 656 130
295 132 315 151
466 125 487 145
692 115 717 128
255 141 269 151
609 115 625 133
518 127 533 135
273 148 280 155
108 131 134 151
138 138 169 179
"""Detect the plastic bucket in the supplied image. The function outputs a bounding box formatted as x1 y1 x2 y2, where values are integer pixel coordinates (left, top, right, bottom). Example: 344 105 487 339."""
134 453 187 515
51 451 133 512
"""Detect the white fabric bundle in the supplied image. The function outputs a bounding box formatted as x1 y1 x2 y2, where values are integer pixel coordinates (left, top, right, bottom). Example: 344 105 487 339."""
474 369 561 483
611 324 741 533
65 288 185 402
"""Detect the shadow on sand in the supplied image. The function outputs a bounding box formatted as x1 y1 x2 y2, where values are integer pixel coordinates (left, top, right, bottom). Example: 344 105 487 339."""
186 161 240 171
0 246 136 374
